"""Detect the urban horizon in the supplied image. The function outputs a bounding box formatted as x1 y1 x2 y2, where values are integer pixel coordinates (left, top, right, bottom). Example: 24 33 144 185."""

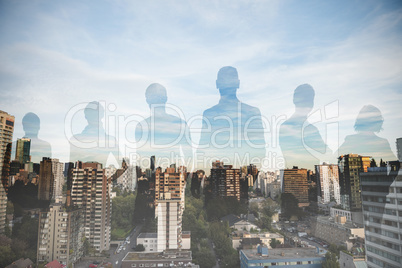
1 1 402 268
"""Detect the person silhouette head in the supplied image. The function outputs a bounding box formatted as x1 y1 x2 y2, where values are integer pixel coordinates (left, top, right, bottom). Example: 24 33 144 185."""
145 83 168 109
22 112 40 137
84 101 104 126
293 84 315 114
354 105 383 133
216 66 240 98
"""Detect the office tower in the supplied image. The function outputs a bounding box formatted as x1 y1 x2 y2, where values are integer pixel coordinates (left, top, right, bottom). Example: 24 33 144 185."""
38 158 64 201
397 138 402 162
9 160 21 176
15 137 31 164
247 164 258 181
210 161 241 201
64 162 74 178
37 202 84 266
361 162 402 268
282 167 309 206
315 163 340 204
338 154 370 212
155 168 186 252
0 110 15 193
52 159 64 200
0 183 6 233
150 155 155 171
64 162 74 207
71 162 111 252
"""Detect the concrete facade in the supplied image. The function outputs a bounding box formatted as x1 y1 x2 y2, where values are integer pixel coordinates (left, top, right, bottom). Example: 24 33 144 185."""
361 166 402 268
311 216 364 247
71 162 112 252
37 202 84 266
240 246 325 268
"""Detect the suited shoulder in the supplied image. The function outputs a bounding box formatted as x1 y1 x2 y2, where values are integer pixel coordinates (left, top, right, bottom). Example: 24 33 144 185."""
202 105 221 118
241 102 261 116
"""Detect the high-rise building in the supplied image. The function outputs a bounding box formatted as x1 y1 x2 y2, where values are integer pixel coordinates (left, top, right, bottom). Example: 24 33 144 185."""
0 110 15 193
64 162 74 178
64 162 74 207
15 138 31 164
315 163 340 204
71 162 111 252
37 201 84 266
247 164 259 181
0 183 7 234
338 154 370 212
9 160 22 176
397 138 402 162
155 168 186 252
282 167 309 206
361 162 402 268
150 155 155 171
38 158 64 201
210 161 241 201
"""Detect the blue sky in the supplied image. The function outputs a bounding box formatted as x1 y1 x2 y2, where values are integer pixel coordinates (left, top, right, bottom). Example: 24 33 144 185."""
0 0 401 169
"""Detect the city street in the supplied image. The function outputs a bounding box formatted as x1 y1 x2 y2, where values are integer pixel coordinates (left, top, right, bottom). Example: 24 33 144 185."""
208 239 220 268
74 224 143 268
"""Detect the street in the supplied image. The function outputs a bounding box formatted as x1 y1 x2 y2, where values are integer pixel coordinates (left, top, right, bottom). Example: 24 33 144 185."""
74 224 143 268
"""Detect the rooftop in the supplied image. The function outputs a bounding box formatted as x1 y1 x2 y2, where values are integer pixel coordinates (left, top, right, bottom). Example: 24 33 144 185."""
122 250 192 261
242 247 326 261
137 233 157 239
316 216 361 229
5 258 34 268
220 214 241 226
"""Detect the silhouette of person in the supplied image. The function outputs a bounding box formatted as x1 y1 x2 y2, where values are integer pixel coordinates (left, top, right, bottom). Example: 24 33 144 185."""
337 105 396 162
135 83 193 168
13 112 52 163
198 66 265 166
69 101 120 167
279 84 331 169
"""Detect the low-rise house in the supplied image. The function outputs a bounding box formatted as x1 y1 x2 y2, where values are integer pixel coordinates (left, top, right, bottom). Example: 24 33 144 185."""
240 245 326 268
5 258 33 268
234 220 259 232
136 233 158 252
121 250 197 268
44 260 65 268
311 215 364 249
137 232 191 253
232 231 284 250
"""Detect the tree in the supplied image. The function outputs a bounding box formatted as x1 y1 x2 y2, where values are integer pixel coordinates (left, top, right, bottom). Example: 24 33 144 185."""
256 214 272 230
6 201 14 215
11 215 38 262
0 235 15 267
249 203 259 218
380 159 386 167
281 193 302 219
270 238 281 248
134 244 145 251
82 237 95 256
194 247 216 268
322 252 339 268
328 244 346 258
370 158 377 167
111 193 136 239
